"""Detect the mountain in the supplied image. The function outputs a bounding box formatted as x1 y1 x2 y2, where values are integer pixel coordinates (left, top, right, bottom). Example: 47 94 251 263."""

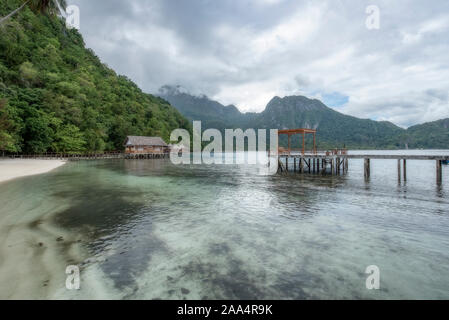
402 118 449 149
159 85 449 149
254 96 403 149
0 1 190 153
158 85 254 131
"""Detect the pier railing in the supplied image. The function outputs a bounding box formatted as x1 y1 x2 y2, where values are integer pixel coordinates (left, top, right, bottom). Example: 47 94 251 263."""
277 148 348 156
2 151 170 160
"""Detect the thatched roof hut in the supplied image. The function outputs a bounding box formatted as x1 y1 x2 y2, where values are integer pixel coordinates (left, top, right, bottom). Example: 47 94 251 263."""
124 136 169 154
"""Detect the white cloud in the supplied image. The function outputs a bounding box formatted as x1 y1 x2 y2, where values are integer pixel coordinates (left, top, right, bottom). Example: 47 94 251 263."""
69 0 449 127
402 15 449 44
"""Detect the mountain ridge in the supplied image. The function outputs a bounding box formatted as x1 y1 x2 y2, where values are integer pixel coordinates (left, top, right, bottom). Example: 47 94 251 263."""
159 85 449 149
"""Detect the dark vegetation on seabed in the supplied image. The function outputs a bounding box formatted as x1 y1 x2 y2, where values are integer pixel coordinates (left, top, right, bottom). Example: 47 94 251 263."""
0 0 191 154
160 85 449 150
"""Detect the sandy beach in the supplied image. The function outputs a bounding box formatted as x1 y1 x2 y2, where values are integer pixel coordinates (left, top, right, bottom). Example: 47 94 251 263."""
0 159 116 299
0 159 66 183
0 159 70 299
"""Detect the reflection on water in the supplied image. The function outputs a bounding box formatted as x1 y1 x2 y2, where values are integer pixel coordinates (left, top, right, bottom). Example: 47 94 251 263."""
1 151 449 299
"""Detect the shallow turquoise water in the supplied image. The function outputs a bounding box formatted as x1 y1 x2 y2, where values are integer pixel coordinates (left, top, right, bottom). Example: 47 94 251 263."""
1 152 449 299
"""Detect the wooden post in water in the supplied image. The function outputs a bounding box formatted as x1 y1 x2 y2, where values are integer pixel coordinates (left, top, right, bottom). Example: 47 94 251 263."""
285 157 288 172
398 159 402 182
300 158 304 173
294 157 297 173
331 159 334 175
403 159 407 181
364 158 370 180
313 158 316 173
436 160 442 185
302 133 305 155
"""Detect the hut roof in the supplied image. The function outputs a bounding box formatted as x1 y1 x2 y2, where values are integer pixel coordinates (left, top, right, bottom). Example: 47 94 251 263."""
124 136 168 147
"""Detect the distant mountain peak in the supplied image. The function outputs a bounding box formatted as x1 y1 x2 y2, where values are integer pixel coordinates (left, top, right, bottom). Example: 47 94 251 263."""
265 94 328 113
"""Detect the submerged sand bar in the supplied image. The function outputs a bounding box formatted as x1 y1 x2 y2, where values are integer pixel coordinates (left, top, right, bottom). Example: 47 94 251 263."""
0 159 66 183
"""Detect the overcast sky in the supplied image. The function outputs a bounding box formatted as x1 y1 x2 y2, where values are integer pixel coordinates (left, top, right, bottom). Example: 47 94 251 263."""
67 0 449 127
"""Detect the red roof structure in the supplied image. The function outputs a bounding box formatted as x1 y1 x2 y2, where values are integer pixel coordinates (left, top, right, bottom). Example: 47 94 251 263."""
278 128 317 155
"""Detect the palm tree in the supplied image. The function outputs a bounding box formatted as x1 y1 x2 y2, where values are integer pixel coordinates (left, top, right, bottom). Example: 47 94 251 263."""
0 0 67 25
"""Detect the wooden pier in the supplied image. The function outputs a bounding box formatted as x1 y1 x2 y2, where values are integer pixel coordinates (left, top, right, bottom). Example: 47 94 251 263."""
276 128 447 185
278 153 448 185
278 153 348 175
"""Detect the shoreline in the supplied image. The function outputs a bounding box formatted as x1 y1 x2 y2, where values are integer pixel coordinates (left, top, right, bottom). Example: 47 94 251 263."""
0 159 67 184
0 158 112 299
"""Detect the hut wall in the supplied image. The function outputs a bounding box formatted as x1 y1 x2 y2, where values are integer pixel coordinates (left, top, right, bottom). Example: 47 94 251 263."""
125 146 169 154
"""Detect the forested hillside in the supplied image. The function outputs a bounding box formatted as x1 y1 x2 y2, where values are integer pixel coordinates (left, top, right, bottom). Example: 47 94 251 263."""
0 0 190 154
401 118 449 149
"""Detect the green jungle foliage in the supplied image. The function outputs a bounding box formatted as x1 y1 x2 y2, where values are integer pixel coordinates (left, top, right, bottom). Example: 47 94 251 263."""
0 0 190 153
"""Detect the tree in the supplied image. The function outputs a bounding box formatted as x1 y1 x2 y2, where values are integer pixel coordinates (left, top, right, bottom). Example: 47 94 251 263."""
0 99 16 153
0 1 30 25
0 0 67 25
28 0 67 15
52 123 86 152
21 106 55 153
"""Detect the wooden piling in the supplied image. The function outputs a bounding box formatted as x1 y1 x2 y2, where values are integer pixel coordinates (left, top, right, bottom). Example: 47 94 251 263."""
398 159 402 182
364 158 370 180
403 159 407 181
437 160 442 185
336 157 340 174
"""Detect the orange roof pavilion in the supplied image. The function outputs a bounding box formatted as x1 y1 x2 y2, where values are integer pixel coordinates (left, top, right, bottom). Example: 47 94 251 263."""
278 128 317 155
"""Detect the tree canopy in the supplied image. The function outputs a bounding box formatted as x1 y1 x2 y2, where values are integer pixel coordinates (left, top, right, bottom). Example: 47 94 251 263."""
0 0 190 154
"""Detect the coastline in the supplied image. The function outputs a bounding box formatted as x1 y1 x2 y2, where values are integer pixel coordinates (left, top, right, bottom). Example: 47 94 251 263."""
0 159 67 184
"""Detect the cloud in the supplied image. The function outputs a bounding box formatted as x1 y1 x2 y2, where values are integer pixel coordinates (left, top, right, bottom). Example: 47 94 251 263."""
68 0 449 127
402 15 449 44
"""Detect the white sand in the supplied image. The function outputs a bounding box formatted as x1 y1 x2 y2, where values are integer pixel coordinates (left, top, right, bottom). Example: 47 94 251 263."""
0 159 69 299
0 159 115 299
0 159 66 183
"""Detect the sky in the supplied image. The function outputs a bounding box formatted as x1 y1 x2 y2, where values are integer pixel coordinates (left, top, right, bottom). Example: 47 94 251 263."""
67 0 449 128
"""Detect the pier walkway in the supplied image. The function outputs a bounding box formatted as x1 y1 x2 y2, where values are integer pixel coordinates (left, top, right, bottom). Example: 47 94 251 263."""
278 152 448 185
